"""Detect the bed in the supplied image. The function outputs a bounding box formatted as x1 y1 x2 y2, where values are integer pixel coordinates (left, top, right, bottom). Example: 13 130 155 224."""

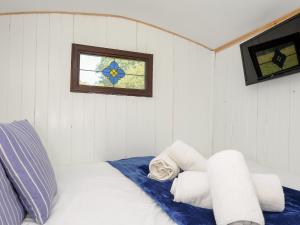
22 158 300 225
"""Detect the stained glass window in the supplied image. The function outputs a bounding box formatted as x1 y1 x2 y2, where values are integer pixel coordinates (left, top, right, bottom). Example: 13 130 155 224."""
79 55 146 90
71 44 153 97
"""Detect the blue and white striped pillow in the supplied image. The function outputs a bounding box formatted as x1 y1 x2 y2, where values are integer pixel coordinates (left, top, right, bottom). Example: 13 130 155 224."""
0 161 25 225
0 120 57 224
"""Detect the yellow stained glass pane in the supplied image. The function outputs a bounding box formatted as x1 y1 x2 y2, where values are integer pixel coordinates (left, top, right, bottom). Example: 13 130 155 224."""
114 75 145 90
256 43 299 77
115 59 145 75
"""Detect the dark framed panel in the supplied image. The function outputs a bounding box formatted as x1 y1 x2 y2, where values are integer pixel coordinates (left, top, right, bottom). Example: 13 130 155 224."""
240 13 300 85
248 32 300 80
71 43 153 97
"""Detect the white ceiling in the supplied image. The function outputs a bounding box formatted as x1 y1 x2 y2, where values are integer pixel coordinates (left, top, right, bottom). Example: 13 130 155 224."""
1 0 300 49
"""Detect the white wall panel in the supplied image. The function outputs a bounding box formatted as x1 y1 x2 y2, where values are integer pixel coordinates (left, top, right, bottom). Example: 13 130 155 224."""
213 46 259 160
289 74 300 174
0 14 214 165
22 15 37 125
0 16 10 122
55 15 73 165
135 24 157 156
256 78 290 170
151 29 174 153
35 14 50 148
48 14 64 162
78 16 108 162
173 37 213 157
72 16 96 163
8 15 23 122
213 44 300 174
105 18 136 160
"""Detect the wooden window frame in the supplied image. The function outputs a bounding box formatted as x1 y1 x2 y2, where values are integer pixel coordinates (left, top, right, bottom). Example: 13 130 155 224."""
70 43 153 97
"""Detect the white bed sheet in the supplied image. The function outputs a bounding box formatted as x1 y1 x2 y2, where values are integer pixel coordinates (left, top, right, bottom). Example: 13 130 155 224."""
22 162 176 225
22 160 300 225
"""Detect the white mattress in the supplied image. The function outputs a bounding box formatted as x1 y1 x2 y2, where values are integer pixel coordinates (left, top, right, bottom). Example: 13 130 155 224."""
22 160 300 225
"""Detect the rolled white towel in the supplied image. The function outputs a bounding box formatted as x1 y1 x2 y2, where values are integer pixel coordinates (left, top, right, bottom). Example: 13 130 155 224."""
252 174 285 212
207 150 264 225
171 171 212 209
148 148 180 181
168 140 207 171
171 171 284 212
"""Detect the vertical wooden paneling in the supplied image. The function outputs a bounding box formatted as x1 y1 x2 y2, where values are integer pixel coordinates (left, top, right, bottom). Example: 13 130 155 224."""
1 13 298 173
135 24 156 156
72 15 92 163
105 18 136 159
69 94 85 163
224 46 258 160
155 34 174 153
47 14 74 164
0 13 214 165
56 15 73 164
35 14 50 149
79 17 108 162
73 15 107 163
289 73 300 173
173 37 213 156
151 29 174 153
73 15 107 47
173 37 189 143
8 15 23 122
212 49 231 152
0 16 10 122
124 96 139 157
213 44 298 173
256 77 290 170
22 15 37 125
93 95 107 161
72 16 107 162
48 14 63 161
194 44 214 156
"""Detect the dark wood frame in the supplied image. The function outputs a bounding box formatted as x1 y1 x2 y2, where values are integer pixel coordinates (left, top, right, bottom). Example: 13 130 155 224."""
71 43 153 97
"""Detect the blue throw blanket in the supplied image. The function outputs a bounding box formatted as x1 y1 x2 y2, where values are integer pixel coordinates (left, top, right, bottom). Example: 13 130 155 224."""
108 156 300 225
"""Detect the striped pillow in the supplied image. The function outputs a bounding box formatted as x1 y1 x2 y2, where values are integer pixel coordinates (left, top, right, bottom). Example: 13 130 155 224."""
0 161 25 225
0 120 57 224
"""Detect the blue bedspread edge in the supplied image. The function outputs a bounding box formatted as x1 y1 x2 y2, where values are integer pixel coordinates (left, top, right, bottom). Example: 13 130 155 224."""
108 156 300 225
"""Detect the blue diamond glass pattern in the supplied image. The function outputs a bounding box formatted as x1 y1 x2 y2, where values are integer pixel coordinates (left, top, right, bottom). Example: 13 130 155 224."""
102 61 125 85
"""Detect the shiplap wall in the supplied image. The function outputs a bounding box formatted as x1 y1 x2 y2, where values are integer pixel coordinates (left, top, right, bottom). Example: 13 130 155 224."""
213 44 300 174
0 14 214 165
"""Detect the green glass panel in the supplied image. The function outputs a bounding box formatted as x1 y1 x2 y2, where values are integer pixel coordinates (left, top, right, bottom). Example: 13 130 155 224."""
97 57 115 72
256 43 299 77
114 75 145 90
93 74 114 87
114 59 145 75
259 54 299 77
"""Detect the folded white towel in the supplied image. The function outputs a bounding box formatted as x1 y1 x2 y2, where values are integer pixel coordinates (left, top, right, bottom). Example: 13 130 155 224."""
168 140 207 171
171 171 284 212
148 148 180 181
207 150 264 225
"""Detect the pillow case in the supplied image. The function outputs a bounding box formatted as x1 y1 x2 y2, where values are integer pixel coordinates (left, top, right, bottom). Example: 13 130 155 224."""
0 120 57 224
0 161 25 225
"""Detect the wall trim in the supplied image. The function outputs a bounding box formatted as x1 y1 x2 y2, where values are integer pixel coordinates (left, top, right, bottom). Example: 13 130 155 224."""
1 8 300 53
0 11 213 51
214 7 300 52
